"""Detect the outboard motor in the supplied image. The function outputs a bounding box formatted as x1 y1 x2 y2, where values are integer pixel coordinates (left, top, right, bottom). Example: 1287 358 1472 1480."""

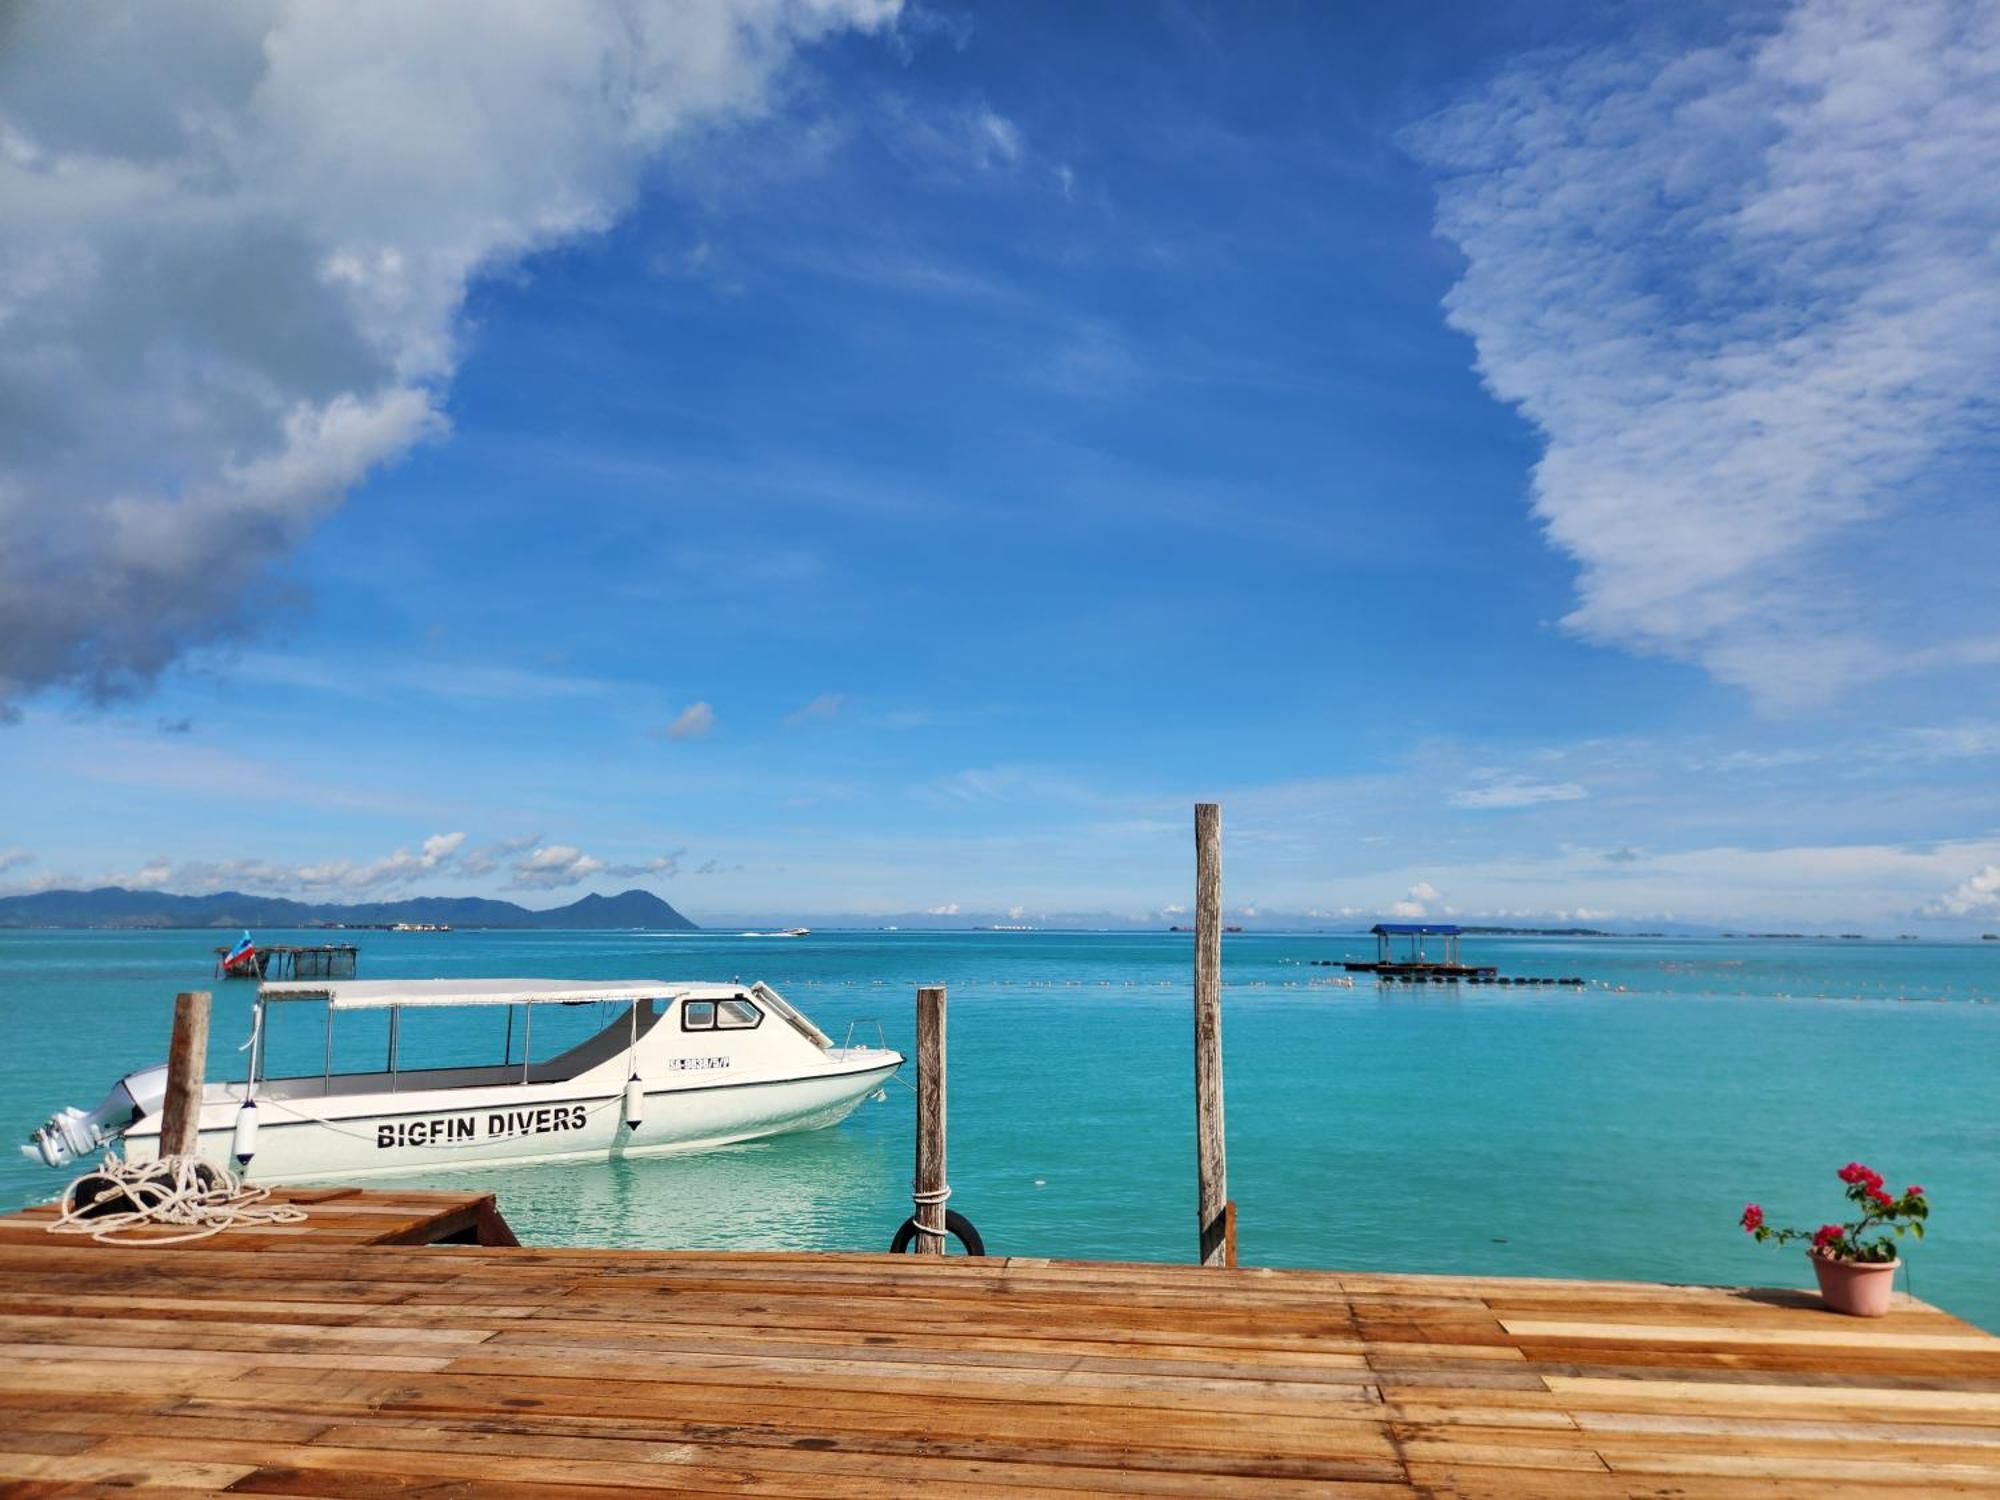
21 1063 169 1169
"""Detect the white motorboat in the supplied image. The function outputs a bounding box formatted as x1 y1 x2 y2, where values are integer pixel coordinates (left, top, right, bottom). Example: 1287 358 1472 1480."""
24 977 900 1180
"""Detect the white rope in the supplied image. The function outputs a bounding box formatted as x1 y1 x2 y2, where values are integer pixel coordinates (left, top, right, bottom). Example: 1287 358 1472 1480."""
46 1153 306 1246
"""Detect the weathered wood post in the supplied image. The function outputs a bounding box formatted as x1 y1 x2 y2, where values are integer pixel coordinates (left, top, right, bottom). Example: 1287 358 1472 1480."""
913 984 949 1254
158 990 212 1158
1194 803 1234 1267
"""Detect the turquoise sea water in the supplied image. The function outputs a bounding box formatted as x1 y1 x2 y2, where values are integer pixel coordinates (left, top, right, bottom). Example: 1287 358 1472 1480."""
1 928 1994 1330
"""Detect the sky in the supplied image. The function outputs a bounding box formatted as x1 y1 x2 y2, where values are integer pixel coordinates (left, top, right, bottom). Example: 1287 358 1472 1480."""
3 0 1999 930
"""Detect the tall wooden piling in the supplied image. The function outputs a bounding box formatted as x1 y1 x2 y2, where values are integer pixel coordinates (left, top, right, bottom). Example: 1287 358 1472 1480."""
913 984 949 1255
1194 803 1232 1266
158 990 212 1158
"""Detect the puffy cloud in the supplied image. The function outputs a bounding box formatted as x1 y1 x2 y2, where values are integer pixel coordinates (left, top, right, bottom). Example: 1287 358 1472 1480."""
457 833 541 879
111 858 177 892
1922 865 2000 918
925 902 961 915
664 702 716 740
1450 777 1589 810
288 831 468 892
1387 880 1441 919
0 0 898 714
508 843 606 890
1410 0 2000 704
0 850 32 876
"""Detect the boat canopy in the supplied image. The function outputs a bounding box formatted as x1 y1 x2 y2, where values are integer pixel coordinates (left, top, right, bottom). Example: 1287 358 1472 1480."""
256 978 716 1011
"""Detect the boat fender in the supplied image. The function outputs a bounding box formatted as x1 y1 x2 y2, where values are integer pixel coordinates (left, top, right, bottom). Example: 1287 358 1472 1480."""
623 1075 645 1129
889 1210 985 1257
231 1099 258 1166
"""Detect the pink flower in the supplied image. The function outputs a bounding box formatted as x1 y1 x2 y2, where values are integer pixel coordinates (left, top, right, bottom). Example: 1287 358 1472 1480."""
1838 1162 1867 1184
1811 1223 1846 1254
1906 1185 1925 1198
1740 1204 1764 1232
1868 1186 1893 1207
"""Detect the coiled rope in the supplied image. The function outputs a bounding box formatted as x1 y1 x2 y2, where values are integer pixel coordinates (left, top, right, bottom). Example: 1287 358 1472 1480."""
46 1153 306 1246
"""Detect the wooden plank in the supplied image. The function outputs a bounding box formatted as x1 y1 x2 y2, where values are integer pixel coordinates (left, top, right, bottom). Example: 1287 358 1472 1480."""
1504 1317 2000 1353
1 1186 1998 1496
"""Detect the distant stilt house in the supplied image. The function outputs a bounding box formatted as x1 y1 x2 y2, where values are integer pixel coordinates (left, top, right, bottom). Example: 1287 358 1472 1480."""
1343 923 1497 979
213 943 359 981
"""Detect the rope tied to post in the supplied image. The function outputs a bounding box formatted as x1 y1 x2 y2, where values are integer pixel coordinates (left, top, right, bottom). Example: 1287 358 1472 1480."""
46 1153 307 1246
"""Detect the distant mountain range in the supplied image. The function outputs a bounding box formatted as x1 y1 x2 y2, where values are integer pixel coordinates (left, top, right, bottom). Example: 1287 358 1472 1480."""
0 886 698 931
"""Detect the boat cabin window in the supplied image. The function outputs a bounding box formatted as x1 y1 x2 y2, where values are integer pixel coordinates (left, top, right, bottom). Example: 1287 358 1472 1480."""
254 996 665 1087
682 996 762 1032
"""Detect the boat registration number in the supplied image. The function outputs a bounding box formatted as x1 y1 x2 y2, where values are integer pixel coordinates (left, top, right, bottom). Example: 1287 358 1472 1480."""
668 1056 730 1072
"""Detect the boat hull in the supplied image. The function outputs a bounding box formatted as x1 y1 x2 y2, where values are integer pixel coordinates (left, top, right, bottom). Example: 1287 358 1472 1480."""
122 1059 900 1182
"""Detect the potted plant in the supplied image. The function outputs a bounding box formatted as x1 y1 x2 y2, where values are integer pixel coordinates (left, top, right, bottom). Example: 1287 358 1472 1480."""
1739 1163 1928 1317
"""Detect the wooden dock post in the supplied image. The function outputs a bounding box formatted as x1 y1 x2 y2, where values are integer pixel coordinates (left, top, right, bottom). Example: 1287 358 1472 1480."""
1194 803 1233 1267
158 990 212 1158
913 985 949 1254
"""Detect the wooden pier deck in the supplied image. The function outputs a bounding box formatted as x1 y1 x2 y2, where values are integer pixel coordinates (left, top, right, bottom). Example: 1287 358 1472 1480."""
0 1188 1996 1496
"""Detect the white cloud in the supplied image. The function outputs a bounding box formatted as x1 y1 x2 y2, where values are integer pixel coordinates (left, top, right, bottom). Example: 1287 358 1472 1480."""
785 692 846 727
1922 865 2000 918
1450 777 1589 810
665 701 716 740
0 850 31 875
882 96 1025 178
114 857 176 892
973 109 1023 168
458 833 540 879
925 902 961 916
0 0 898 714
509 843 606 891
605 853 683 879
1386 880 1442 919
1410 0 2000 704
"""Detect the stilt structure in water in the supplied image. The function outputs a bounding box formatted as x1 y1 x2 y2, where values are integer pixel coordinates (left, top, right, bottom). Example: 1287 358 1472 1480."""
1343 922 1499 980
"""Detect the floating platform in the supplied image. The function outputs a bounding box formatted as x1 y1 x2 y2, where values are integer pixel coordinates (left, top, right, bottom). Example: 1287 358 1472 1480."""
0 1186 1996 1494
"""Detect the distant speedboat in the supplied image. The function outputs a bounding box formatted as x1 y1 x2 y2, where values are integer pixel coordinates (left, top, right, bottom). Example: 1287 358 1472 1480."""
24 977 899 1179
781 927 810 937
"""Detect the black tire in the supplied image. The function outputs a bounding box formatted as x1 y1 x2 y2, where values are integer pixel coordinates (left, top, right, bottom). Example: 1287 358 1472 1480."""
889 1209 985 1256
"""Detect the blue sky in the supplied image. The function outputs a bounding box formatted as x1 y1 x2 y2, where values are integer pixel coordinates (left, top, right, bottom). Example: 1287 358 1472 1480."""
3 0 1998 928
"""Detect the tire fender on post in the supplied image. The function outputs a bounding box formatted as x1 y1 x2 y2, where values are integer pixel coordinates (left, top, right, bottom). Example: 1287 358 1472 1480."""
889 1209 984 1256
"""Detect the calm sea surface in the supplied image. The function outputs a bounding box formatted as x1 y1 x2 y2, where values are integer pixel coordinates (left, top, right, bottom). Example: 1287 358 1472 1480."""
1 928 1994 1330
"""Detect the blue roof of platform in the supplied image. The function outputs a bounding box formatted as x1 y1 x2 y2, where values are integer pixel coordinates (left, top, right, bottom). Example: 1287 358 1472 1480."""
1371 923 1461 936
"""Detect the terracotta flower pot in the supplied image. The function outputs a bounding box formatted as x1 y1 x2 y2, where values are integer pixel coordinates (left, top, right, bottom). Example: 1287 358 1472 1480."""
1809 1252 1899 1317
